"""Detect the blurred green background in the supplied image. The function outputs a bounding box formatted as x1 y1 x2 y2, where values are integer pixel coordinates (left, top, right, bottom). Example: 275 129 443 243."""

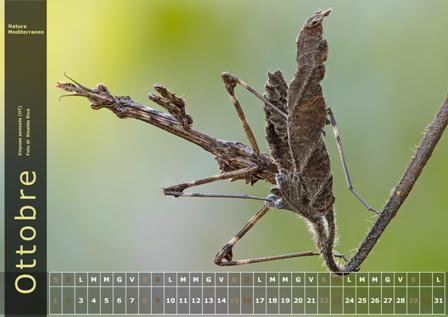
1 0 448 279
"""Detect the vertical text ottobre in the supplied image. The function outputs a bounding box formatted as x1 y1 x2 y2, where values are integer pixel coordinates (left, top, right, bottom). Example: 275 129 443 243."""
14 170 39 294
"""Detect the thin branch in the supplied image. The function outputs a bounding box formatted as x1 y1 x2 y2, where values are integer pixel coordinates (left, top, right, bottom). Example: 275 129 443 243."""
56 79 278 185
340 96 448 273
163 165 258 193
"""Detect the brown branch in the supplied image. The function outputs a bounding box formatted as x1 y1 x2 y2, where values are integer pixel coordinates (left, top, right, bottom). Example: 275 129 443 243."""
56 78 278 185
341 96 448 273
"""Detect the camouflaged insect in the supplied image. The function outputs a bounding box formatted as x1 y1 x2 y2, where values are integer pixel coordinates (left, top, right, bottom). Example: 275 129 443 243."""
265 9 334 221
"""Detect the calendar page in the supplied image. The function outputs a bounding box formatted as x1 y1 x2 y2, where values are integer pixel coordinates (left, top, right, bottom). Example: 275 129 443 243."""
3 1 448 315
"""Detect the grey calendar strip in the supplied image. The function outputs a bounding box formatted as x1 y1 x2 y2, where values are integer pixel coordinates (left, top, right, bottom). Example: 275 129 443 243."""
48 272 447 315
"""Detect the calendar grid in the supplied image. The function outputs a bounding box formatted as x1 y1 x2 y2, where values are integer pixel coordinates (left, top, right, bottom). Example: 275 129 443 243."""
406 272 408 315
48 271 446 315
304 275 307 315
430 273 434 314
419 273 421 314
276 274 279 315
392 274 395 315
137 273 140 315
253 272 256 314
99 274 102 315
124 273 127 314
342 272 345 314
214 273 216 314
329 274 332 314
379 273 383 314
226 273 229 313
